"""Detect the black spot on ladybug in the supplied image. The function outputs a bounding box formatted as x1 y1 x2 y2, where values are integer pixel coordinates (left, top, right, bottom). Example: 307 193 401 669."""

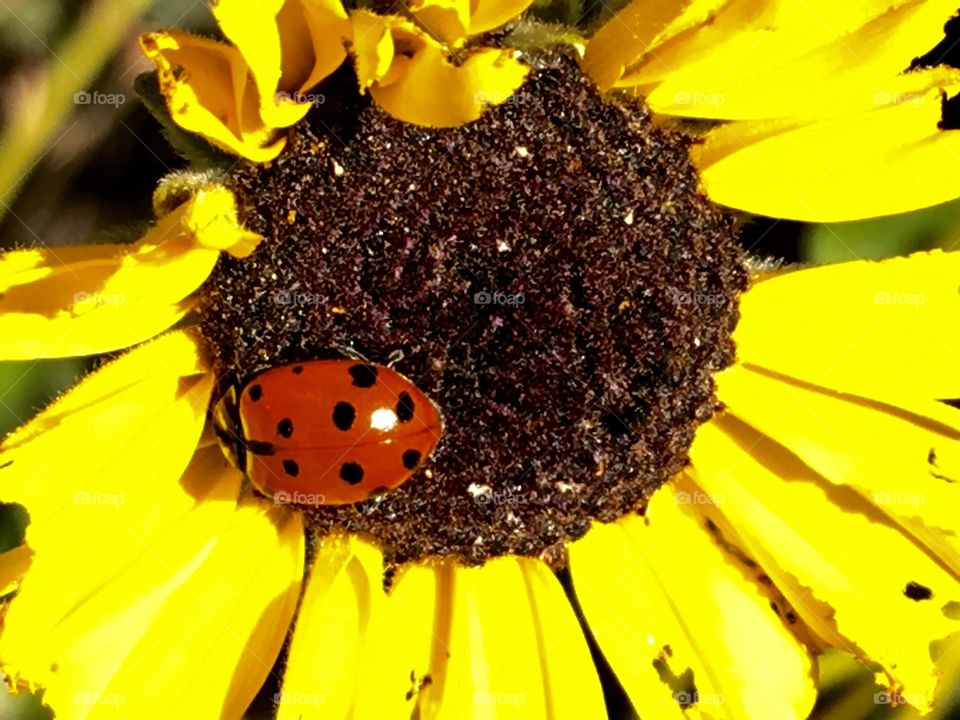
246 440 276 456
277 418 294 438
282 459 300 477
904 581 933 601
397 392 415 422
340 462 365 485
333 402 356 431
402 449 422 470
248 384 263 401
292 365 304 375
349 364 378 388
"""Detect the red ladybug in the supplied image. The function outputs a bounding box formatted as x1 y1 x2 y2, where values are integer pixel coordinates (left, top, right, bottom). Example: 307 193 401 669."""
213 360 442 504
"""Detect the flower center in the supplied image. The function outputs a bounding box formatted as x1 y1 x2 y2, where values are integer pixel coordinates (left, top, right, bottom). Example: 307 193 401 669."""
201 52 747 567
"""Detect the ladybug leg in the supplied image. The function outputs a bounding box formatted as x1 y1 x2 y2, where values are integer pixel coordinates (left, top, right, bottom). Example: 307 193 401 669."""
334 343 369 363
386 348 405 367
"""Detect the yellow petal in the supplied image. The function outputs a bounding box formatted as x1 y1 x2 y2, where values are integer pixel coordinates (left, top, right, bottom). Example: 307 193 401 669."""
689 414 960 710
1 440 239 692
98 500 302 719
0 346 227 702
140 31 286 162
212 0 349 129
693 73 960 221
570 487 817 719
3 484 302 720
423 556 604 719
280 534 603 718
371 43 528 128
0 329 212 540
350 11 401 91
0 187 259 360
511 558 608 719
716 364 960 562
581 0 706 91
735 250 960 399
278 534 433 719
634 0 960 120
582 0 712 90
349 12 528 127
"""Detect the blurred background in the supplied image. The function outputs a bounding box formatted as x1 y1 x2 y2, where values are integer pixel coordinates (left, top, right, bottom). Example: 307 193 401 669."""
0 0 959 718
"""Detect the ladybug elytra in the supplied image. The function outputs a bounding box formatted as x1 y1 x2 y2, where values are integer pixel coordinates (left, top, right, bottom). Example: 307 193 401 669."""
213 360 442 504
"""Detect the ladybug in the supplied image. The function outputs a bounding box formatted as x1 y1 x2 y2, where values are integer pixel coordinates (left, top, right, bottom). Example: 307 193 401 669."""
213 360 442 504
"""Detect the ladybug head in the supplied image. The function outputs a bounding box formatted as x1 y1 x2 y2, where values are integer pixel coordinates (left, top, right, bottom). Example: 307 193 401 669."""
211 385 246 472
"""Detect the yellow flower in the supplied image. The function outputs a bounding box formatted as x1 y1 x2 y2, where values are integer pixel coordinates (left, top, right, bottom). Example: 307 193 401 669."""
583 0 960 221
141 0 531 160
4 2 960 718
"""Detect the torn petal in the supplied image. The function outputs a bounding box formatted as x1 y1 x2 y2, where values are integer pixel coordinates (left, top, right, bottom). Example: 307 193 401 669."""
689 414 960 710
350 12 528 127
570 486 817 719
140 31 286 162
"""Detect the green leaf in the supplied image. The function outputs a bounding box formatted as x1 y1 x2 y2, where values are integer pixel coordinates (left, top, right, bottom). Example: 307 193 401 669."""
134 71 234 168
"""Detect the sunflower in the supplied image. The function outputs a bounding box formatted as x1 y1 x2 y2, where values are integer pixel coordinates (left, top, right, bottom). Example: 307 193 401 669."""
2 1 960 719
